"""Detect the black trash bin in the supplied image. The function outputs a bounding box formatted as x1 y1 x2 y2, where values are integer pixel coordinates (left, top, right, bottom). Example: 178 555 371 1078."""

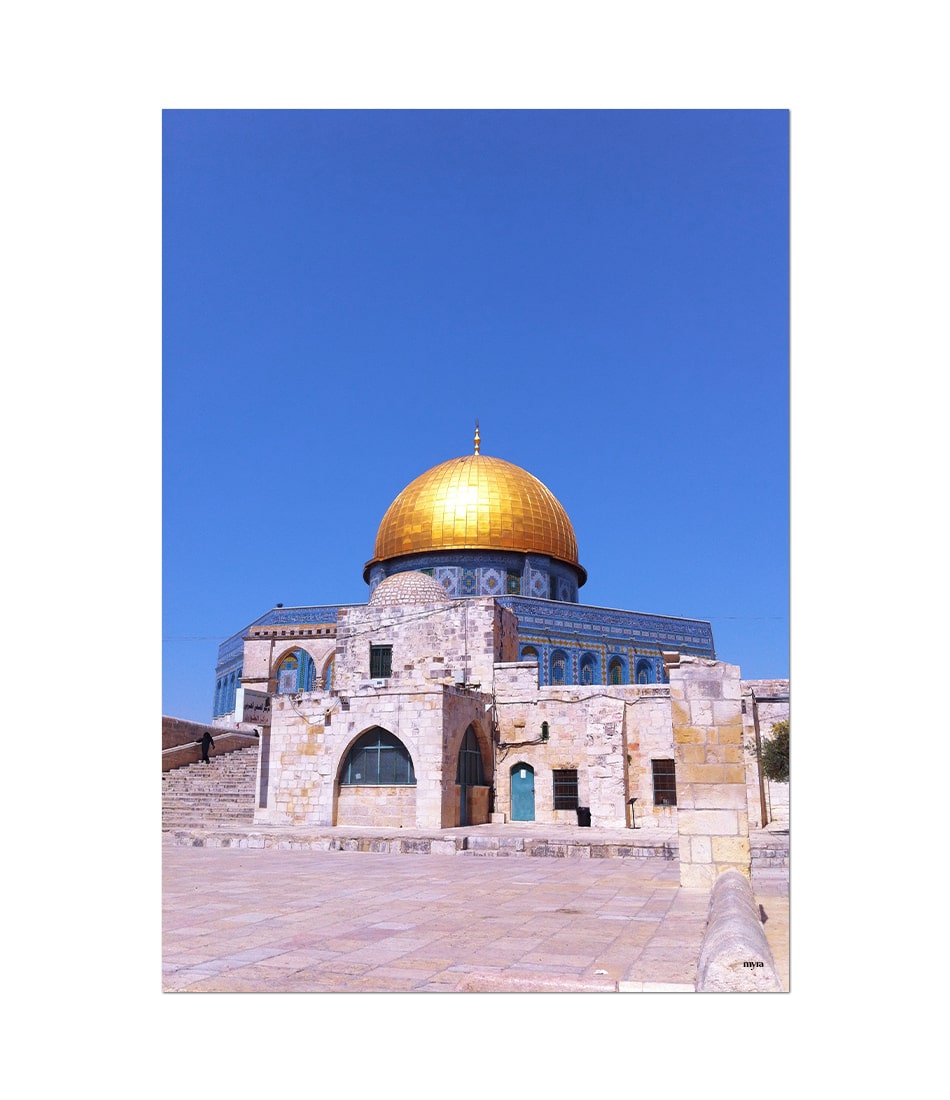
576 807 591 827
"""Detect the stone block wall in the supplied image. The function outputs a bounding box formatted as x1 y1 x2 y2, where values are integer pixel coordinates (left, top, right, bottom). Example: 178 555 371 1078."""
493 663 636 829
163 715 221 752
253 680 491 830
335 598 511 693
162 716 257 772
253 692 334 826
336 785 416 827
741 678 790 828
234 596 784 841
669 657 751 888
623 692 676 829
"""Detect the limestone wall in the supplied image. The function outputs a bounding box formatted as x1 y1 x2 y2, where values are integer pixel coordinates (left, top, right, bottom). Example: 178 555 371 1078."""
163 715 222 752
493 664 673 829
741 678 790 828
335 597 512 693
336 785 416 827
669 657 750 888
237 594 786 842
623 692 677 829
162 716 257 772
253 681 491 830
253 691 334 826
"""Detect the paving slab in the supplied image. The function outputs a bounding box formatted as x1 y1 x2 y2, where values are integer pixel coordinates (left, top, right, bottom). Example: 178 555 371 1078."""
162 845 789 992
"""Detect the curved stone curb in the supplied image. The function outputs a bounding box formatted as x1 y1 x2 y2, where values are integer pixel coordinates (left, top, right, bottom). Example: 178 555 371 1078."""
696 870 783 992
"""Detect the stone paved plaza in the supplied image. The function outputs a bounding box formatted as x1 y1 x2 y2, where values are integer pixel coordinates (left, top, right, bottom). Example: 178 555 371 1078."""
162 844 789 992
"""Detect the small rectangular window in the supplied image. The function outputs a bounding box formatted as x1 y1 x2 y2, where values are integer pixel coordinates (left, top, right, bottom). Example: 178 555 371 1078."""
370 645 392 678
553 768 579 810
652 759 677 806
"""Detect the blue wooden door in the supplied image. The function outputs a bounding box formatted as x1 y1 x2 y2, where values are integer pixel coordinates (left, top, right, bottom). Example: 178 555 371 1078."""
511 764 535 821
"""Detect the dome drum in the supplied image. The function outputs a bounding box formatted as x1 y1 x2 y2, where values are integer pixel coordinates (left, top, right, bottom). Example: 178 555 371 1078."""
366 551 583 603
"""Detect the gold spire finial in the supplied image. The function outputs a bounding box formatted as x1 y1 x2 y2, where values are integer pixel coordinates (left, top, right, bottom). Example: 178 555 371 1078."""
474 420 481 455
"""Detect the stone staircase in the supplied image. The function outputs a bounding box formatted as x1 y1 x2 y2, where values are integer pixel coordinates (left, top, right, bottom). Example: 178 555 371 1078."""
162 746 259 831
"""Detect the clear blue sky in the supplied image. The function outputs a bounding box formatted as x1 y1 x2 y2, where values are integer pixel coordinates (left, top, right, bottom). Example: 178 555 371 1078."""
163 109 788 722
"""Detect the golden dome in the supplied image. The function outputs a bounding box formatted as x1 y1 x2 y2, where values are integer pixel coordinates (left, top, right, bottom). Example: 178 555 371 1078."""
366 447 584 580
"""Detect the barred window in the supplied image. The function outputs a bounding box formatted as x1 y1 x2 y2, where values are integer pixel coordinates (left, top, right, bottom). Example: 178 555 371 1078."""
553 768 579 810
608 658 623 685
580 653 596 685
652 759 677 806
370 645 392 678
551 650 568 685
340 729 415 785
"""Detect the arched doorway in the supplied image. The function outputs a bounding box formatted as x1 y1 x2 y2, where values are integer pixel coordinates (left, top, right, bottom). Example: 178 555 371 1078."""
510 762 535 821
456 724 487 827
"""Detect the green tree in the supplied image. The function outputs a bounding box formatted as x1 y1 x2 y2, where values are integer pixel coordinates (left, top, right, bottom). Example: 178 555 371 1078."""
761 719 789 783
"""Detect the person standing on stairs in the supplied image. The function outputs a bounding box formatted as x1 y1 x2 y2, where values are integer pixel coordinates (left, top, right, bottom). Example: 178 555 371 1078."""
200 730 215 764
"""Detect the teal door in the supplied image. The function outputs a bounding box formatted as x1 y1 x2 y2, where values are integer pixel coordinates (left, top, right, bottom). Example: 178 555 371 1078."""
511 763 535 821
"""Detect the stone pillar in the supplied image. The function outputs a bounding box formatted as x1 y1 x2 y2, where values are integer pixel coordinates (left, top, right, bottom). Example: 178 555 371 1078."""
668 656 750 888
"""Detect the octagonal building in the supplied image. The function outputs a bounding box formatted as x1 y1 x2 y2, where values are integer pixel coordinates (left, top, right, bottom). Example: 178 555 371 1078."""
201 429 779 842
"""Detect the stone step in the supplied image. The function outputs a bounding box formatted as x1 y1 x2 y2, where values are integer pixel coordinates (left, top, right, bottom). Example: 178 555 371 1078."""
163 805 253 814
164 767 257 778
162 748 258 830
164 816 249 823
162 783 256 792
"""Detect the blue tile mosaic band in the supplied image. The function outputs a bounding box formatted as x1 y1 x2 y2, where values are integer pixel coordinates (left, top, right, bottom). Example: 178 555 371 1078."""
213 589 714 708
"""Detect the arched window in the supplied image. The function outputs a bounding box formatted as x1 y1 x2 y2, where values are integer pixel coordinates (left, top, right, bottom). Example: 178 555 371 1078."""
456 725 485 786
635 658 653 685
276 650 316 693
579 653 596 685
608 658 623 686
277 653 298 694
551 650 569 685
340 728 416 785
521 645 539 663
324 656 335 692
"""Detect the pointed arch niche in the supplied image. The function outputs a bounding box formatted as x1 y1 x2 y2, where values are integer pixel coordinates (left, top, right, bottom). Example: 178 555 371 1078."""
452 723 491 827
334 727 417 828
